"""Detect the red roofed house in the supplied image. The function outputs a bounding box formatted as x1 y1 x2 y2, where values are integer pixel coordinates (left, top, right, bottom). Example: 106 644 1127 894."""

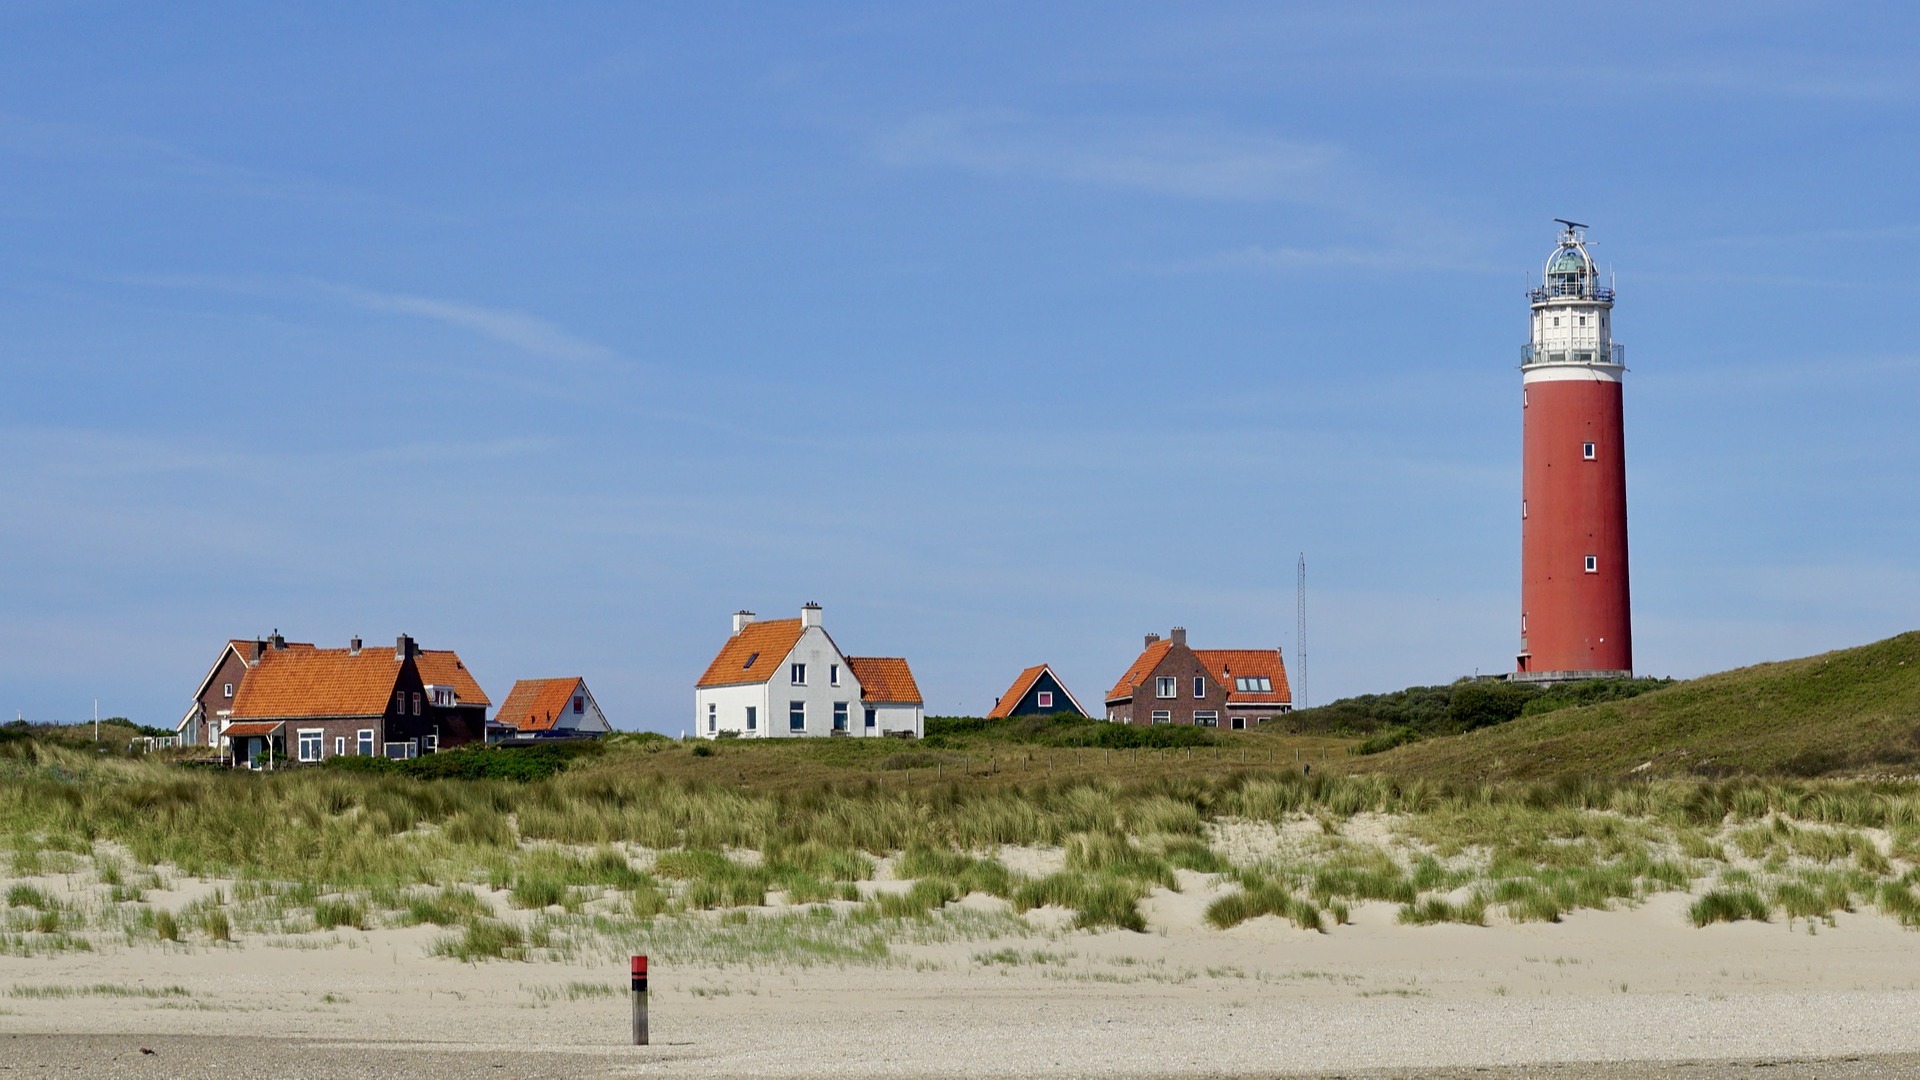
176 632 315 748
695 603 923 738
491 677 611 740
211 634 490 767
1104 627 1290 731
985 664 1089 719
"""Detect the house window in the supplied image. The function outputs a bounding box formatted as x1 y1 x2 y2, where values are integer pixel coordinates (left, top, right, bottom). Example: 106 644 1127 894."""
1194 711 1219 728
1234 677 1273 693
830 663 840 687
357 729 374 756
424 734 438 754
833 702 848 731
789 701 805 732
1150 710 1171 724
864 706 877 729
707 703 717 733
1037 690 1054 709
1582 442 1596 460
335 736 345 756
395 692 405 713
746 706 757 731
412 692 421 715
573 696 584 714
1193 676 1206 698
1155 677 1177 699
1584 555 1598 573
742 651 759 669
297 729 323 762
1230 717 1247 731
791 663 807 685
223 682 234 698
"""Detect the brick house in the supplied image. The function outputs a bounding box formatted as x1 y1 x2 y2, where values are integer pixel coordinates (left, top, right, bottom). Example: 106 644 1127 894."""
176 633 315 749
1104 627 1291 730
213 634 489 767
985 664 1089 719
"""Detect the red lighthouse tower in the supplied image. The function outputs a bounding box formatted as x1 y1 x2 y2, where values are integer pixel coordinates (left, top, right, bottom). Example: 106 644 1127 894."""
1516 220 1632 680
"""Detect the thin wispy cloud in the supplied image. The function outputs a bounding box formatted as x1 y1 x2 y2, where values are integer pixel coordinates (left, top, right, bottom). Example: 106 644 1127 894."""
316 284 618 365
877 110 1343 202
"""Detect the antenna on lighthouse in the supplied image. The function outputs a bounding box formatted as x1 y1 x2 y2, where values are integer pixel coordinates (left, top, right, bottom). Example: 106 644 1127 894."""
1295 553 1308 710
1553 217 1588 231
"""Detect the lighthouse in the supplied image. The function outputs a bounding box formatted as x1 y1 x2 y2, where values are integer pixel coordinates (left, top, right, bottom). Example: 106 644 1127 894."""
1516 220 1632 680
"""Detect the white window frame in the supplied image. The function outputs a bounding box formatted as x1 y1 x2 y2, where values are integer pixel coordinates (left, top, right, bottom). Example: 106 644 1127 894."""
707 703 717 733
1230 717 1247 731
789 700 806 732
833 702 849 731
223 682 234 698
790 663 807 686
1584 555 1599 574
357 729 375 756
829 663 840 687
1150 710 1171 725
412 692 422 716
334 736 345 756
1194 711 1219 728
297 728 323 763
1193 676 1206 698
746 705 758 731
1155 677 1177 699
863 706 876 729
424 734 438 754
1582 442 1596 460
1036 690 1053 709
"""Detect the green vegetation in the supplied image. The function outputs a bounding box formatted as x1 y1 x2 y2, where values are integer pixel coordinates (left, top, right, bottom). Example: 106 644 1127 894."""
2 633 1920 966
1357 631 1920 781
925 713 1215 749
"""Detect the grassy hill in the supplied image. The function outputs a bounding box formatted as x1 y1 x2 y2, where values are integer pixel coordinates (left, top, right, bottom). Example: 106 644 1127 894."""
1350 630 1920 782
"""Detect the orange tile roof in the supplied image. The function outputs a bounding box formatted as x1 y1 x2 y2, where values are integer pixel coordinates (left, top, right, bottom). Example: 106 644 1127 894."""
222 721 285 737
986 665 1049 719
696 618 806 688
1105 639 1173 703
417 649 491 707
1195 649 1292 705
230 648 404 720
493 678 583 732
847 657 922 704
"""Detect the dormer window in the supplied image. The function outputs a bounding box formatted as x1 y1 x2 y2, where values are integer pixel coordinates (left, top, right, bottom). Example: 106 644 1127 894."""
1234 676 1273 693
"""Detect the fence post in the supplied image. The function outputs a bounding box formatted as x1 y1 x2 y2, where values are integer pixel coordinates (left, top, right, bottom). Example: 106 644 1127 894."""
631 954 648 1045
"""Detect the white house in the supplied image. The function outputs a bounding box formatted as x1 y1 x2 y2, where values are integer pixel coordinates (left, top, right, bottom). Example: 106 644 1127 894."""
491 677 612 739
694 603 924 738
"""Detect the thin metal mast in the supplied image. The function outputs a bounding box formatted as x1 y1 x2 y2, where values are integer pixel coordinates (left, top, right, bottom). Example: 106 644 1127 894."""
1295 553 1307 710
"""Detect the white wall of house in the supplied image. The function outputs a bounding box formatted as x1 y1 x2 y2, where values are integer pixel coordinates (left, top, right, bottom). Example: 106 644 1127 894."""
867 702 923 738
555 681 612 733
698 682 766 737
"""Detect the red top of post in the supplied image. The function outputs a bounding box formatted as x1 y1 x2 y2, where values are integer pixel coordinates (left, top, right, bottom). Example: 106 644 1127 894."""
632 955 647 977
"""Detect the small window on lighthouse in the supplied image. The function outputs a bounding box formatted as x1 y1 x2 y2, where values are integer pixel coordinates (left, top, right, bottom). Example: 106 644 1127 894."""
1579 316 1588 326
1584 555 1598 574
1582 442 1596 460
1553 317 1561 327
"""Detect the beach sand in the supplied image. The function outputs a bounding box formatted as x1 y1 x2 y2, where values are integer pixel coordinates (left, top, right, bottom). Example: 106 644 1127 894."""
5 890 1920 1077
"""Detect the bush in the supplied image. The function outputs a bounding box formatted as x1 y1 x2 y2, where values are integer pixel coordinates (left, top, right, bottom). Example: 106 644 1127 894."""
1446 682 1534 733
1689 887 1770 927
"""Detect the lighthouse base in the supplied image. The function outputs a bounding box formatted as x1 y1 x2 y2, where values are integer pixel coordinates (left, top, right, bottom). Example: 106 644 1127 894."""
1508 668 1633 686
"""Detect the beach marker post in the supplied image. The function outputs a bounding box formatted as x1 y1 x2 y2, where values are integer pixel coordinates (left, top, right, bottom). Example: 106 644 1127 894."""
631 954 649 1045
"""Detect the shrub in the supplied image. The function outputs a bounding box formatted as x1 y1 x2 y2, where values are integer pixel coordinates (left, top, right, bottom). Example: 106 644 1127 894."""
1689 888 1770 927
432 918 525 961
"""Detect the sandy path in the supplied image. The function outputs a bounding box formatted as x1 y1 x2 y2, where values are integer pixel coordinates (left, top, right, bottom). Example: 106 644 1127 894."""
4 894 1920 1076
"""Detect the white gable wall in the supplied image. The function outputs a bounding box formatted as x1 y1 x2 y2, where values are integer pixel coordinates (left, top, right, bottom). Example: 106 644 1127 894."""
556 681 612 733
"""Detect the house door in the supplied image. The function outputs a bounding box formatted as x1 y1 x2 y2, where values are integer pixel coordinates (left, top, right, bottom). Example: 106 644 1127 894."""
244 738 263 769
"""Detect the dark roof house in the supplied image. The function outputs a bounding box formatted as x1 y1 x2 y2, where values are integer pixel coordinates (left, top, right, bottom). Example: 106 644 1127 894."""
985 664 1088 719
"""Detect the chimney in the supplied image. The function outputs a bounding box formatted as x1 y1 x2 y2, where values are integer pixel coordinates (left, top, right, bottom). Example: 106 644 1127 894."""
1144 632 1161 648
249 640 265 664
349 636 362 656
269 630 286 650
1170 627 1187 647
801 602 823 629
395 634 416 661
732 610 756 636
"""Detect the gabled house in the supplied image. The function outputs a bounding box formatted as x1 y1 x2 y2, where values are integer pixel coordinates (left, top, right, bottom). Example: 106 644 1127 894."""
985 664 1089 719
1105 627 1291 730
215 634 490 767
694 603 924 738
177 633 315 748
490 677 611 741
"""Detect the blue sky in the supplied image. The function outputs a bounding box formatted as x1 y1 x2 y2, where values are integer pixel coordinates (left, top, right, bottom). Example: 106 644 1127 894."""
3 2 1916 730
